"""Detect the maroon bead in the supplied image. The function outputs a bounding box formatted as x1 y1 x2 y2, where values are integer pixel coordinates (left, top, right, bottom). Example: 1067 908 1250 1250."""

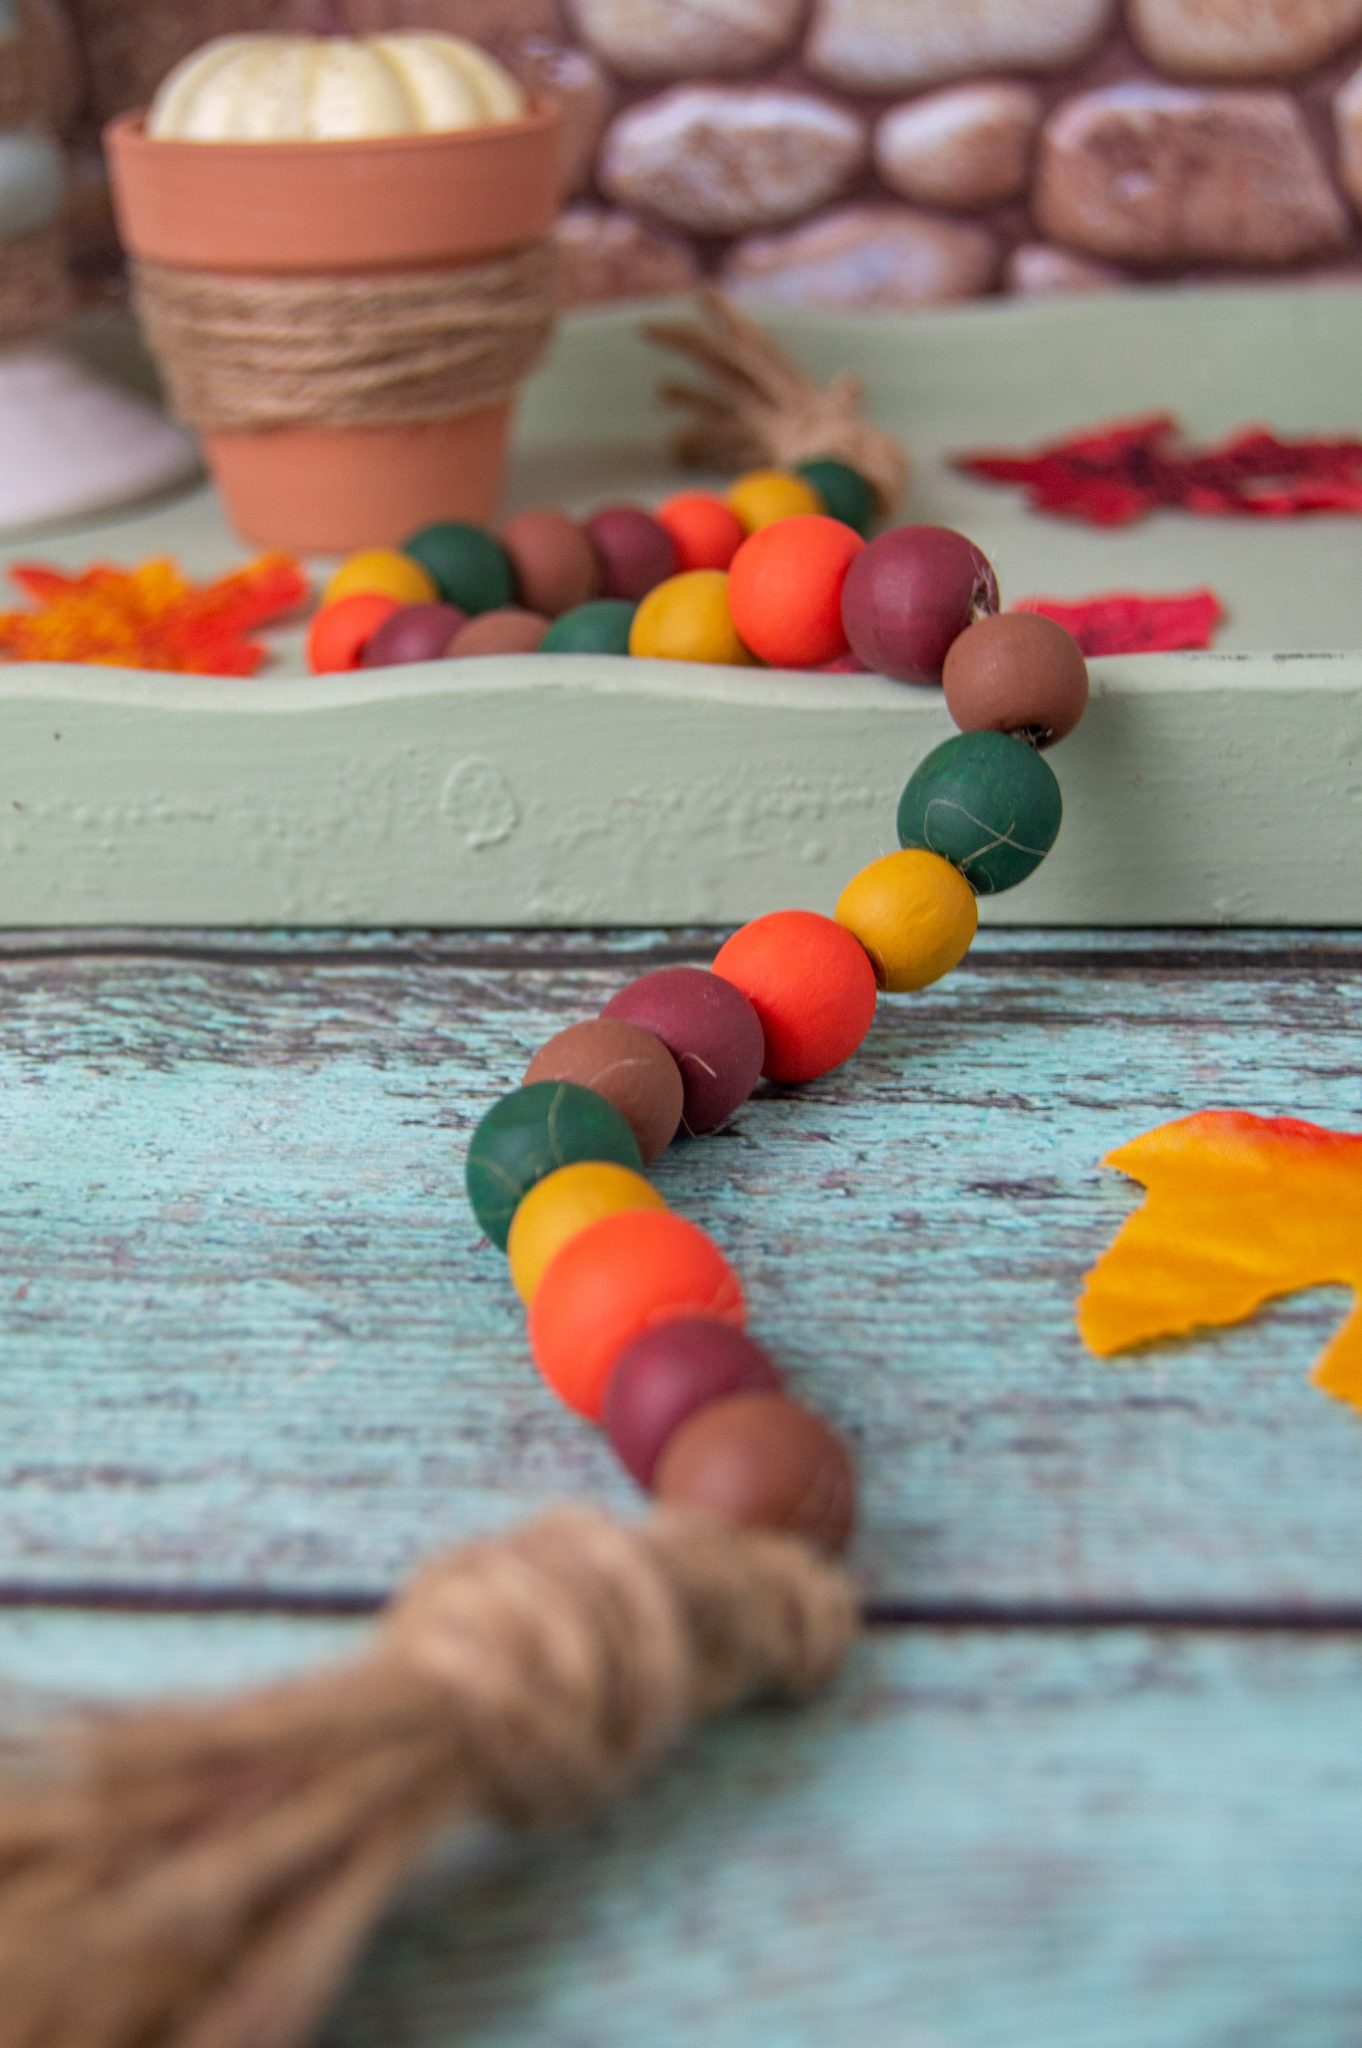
841 524 1000 686
584 505 678 603
604 1317 783 1488
359 602 466 667
602 966 764 1134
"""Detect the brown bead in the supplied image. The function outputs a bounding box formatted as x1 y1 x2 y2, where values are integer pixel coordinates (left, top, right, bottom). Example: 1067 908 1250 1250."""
500 509 599 618
447 608 550 659
942 610 1089 748
524 1016 684 1165
654 1391 856 1555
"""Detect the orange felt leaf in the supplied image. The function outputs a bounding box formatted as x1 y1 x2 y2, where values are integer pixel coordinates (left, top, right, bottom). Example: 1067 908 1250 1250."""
1078 1111 1362 1408
0 553 308 676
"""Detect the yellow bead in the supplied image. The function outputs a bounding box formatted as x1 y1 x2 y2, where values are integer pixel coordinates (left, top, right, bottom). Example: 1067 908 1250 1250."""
835 848 978 993
507 1161 665 1305
726 468 824 534
323 548 438 608
628 570 753 666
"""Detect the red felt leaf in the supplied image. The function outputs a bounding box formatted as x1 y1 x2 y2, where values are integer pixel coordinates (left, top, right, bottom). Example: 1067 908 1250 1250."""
956 415 1362 525
1015 589 1224 655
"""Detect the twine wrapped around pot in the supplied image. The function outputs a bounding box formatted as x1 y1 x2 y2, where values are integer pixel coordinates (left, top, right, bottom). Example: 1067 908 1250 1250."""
0 223 70 350
0 1505 856 2048
131 237 558 435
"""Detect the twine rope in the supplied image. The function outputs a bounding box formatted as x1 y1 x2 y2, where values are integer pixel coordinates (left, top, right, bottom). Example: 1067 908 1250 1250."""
131 239 558 435
0 1506 856 2048
0 225 70 350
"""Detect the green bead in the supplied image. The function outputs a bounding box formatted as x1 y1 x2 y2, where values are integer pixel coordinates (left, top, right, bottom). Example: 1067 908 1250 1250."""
465 1081 643 1249
403 522 514 615
794 456 876 537
539 599 637 655
896 731 1062 896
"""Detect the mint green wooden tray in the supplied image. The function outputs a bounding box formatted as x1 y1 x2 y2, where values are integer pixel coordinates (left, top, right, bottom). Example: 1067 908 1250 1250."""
2 289 1360 927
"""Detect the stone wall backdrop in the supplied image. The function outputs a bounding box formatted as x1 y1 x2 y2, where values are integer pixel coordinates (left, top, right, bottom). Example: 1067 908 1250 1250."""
59 0 1362 307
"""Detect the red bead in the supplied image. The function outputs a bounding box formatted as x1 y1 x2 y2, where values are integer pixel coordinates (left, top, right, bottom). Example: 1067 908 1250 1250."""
529 1209 745 1420
604 1317 782 1487
713 911 877 1085
727 514 863 669
655 491 745 573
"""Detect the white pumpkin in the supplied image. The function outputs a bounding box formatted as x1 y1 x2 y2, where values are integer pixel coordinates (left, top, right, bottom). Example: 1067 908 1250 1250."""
147 32 527 143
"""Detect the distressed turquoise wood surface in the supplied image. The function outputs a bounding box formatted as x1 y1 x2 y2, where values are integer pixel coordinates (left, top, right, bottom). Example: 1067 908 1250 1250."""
2 1613 1358 2048
1 929 1359 1610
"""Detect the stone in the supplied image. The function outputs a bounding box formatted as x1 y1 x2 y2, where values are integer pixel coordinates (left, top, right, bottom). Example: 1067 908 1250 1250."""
1035 85 1349 266
722 205 997 310
1332 62 1362 220
512 41 612 198
874 83 1041 210
554 206 701 305
1006 242 1125 294
600 87 865 236
567 0 803 78
1131 0 1362 81
806 0 1113 93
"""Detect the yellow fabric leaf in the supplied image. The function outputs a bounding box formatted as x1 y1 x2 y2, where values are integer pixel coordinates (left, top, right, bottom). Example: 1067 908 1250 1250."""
1078 1111 1362 1408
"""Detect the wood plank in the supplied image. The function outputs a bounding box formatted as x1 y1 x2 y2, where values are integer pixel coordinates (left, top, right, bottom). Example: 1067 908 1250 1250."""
1 932 1357 1611
2 1612 1357 2048
4 294 1362 928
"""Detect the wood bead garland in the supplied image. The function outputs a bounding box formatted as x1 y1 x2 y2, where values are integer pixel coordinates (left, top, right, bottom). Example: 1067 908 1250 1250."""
465 511 1091 1567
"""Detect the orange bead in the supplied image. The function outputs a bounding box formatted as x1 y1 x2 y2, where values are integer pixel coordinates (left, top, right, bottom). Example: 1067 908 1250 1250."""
655 491 745 573
727 514 864 670
529 1209 745 1420
713 909 878 1085
307 593 400 674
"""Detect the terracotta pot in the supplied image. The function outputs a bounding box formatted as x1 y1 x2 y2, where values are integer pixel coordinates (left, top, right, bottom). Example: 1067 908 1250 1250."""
104 105 562 552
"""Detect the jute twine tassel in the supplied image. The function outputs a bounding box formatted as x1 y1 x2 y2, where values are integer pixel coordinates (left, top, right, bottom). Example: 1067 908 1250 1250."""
0 1506 856 2048
642 290 909 514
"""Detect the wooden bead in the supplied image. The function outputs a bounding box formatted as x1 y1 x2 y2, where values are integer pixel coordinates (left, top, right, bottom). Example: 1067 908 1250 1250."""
794 456 875 536
524 1017 683 1164
897 731 1062 896
604 1317 782 1488
835 848 978 992
713 910 878 1085
584 506 677 602
602 968 764 1134
653 1391 856 1555
841 525 999 685
306 593 399 674
447 608 549 658
464 1081 643 1251
500 509 598 618
942 611 1089 748
507 1161 664 1306
539 599 636 655
322 548 437 609
654 491 745 572
403 521 514 615
529 1209 745 1420
359 603 465 667
727 515 863 670
628 570 752 666
727 468 823 534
